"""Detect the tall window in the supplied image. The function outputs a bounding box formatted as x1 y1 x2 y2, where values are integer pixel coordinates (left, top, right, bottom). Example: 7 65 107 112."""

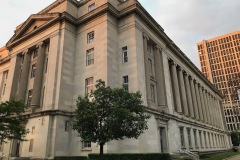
2 84 6 95
86 48 94 66
209 133 212 148
82 141 91 149
150 84 155 103
32 126 35 134
148 58 153 73
86 77 94 95
187 128 192 149
31 64 36 78
204 132 208 148
88 3 95 12
123 75 129 91
87 32 94 43
193 130 198 148
122 46 128 63
29 139 34 152
27 90 33 106
65 121 70 132
32 49 38 59
199 131 203 148
179 127 185 148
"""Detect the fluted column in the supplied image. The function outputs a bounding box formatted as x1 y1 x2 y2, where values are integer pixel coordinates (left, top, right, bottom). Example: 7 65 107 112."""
200 87 207 122
184 72 194 118
177 68 189 116
209 94 215 125
143 34 151 106
17 49 31 101
204 90 211 124
195 83 204 121
153 46 167 107
170 62 182 113
31 42 46 108
190 78 199 120
206 92 213 125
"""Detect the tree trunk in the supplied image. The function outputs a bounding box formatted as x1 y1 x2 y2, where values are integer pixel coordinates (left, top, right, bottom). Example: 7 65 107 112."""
100 143 104 160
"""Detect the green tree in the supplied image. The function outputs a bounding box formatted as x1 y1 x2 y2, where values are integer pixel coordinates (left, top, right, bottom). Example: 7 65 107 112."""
0 100 28 144
231 131 240 146
73 80 150 157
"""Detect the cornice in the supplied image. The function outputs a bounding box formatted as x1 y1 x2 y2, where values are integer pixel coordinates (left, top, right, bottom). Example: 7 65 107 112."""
38 0 66 14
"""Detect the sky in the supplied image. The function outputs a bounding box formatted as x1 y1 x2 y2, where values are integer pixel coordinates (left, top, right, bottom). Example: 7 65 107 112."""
0 0 239 68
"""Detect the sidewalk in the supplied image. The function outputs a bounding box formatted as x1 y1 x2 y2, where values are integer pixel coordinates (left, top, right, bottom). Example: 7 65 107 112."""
224 154 240 160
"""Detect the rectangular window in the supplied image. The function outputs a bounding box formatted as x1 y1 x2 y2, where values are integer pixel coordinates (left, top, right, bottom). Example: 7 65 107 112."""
199 131 203 148
31 64 36 78
29 139 34 152
193 130 198 148
122 46 128 63
65 121 70 132
82 141 91 149
148 58 153 73
32 126 35 134
86 48 94 66
32 49 38 59
87 32 94 43
187 129 192 148
179 127 185 148
88 3 95 12
2 84 6 95
123 75 129 91
150 84 155 102
27 90 33 106
86 77 94 95
204 132 208 148
3 70 8 79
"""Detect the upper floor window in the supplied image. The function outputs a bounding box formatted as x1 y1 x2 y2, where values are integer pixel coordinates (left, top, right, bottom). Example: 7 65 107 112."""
31 64 36 78
27 89 33 106
32 49 38 59
123 75 129 91
150 84 155 103
86 77 94 95
3 70 8 79
87 32 94 43
86 48 94 66
148 58 153 74
65 121 70 132
122 46 128 63
88 4 95 12
82 141 91 149
32 126 35 134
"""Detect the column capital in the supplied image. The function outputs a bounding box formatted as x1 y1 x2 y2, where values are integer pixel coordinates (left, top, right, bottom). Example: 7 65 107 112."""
36 42 46 48
177 65 183 71
153 45 162 51
22 49 29 55
143 32 149 40
169 60 176 66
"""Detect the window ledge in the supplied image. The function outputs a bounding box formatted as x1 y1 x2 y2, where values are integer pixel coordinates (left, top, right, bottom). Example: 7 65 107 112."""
81 148 92 151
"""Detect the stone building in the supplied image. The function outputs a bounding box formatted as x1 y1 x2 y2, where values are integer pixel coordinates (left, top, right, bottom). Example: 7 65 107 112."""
0 0 231 159
197 30 240 131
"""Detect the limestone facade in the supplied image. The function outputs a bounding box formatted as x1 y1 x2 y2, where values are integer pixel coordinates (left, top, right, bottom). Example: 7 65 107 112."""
0 0 231 159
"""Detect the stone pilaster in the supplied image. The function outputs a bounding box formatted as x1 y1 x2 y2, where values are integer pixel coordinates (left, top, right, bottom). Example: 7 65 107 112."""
204 90 211 124
199 87 207 122
153 45 167 108
17 49 31 101
170 62 182 113
31 42 46 108
177 68 189 116
10 55 22 99
184 72 194 118
190 78 199 120
143 33 151 106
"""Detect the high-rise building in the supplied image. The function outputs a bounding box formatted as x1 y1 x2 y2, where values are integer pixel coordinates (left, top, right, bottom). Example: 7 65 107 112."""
197 30 240 131
0 0 231 159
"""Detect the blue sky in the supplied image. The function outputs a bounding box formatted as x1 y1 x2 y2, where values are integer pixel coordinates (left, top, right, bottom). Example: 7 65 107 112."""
0 0 239 68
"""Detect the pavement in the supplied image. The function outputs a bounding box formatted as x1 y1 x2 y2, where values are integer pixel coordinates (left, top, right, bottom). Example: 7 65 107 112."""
224 154 240 160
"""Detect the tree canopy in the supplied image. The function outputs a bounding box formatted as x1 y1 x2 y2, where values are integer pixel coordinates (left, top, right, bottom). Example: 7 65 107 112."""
0 100 28 144
73 80 150 156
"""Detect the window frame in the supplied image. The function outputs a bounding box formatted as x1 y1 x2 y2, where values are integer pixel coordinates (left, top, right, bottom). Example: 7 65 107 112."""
123 75 129 91
29 139 34 152
87 31 94 43
86 48 94 66
31 63 37 78
122 46 128 63
85 77 94 95
150 84 155 103
88 3 95 12
82 141 91 149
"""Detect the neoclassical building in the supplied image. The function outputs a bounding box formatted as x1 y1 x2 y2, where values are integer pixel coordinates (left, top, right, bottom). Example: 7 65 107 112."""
0 0 231 159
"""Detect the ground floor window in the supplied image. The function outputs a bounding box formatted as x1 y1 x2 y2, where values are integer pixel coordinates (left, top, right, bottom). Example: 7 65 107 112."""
179 127 185 148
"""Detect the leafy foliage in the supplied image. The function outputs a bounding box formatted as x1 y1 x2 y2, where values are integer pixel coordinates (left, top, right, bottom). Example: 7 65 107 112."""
231 131 240 146
88 153 171 160
0 100 29 144
73 80 150 155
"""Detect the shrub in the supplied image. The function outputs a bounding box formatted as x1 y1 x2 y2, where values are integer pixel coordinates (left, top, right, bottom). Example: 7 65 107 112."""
54 156 88 160
88 153 171 160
